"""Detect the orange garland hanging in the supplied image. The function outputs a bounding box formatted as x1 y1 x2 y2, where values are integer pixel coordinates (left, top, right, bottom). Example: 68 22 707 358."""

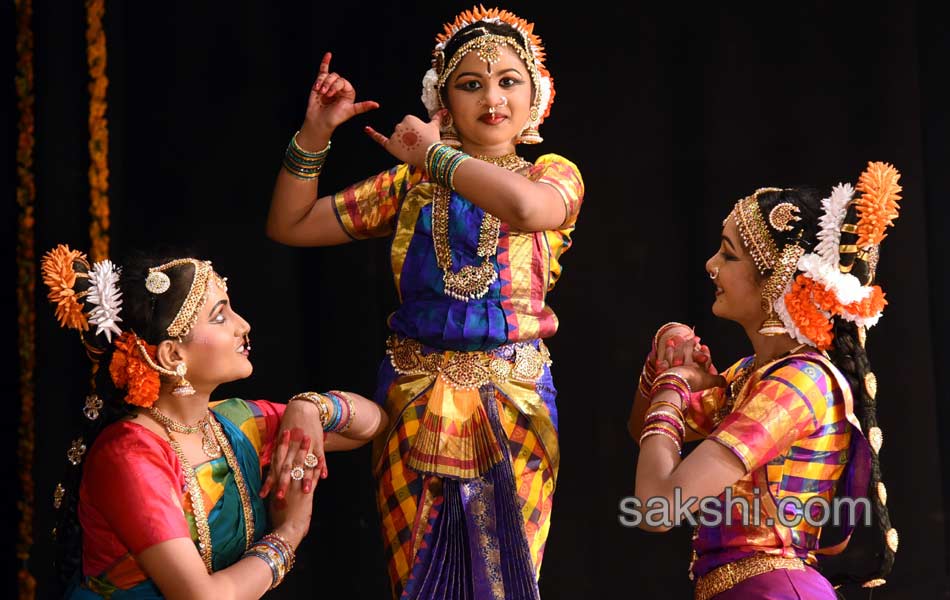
14 0 37 597
86 0 110 261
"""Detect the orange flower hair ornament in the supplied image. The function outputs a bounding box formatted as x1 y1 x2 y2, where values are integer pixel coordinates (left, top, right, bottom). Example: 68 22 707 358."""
41 245 90 331
420 6 554 141
772 162 903 349
42 244 124 340
109 332 161 407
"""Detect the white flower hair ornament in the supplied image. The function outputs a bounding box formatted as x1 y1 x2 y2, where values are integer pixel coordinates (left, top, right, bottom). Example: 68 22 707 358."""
86 259 123 342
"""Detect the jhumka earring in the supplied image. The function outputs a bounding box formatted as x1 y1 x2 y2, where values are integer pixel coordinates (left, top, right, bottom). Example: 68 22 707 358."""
516 106 543 144
172 363 196 397
439 111 462 148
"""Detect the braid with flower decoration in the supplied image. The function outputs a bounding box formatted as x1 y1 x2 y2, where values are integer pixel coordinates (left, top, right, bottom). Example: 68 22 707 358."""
732 162 902 590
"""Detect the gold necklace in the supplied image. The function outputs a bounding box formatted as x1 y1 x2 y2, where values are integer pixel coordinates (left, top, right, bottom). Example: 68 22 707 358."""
163 414 255 573
149 406 222 458
432 153 531 301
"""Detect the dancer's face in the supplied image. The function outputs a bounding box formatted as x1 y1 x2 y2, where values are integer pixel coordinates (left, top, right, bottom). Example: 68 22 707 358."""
172 281 253 392
445 43 533 151
706 215 767 327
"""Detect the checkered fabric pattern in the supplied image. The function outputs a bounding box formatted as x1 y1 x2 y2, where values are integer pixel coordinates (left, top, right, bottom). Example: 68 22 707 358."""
377 384 554 598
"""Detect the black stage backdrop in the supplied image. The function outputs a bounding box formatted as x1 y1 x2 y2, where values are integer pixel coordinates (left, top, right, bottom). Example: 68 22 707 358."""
3 1 948 598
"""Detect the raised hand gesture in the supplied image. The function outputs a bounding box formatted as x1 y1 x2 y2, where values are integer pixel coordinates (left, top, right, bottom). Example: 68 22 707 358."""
298 52 379 149
364 110 444 168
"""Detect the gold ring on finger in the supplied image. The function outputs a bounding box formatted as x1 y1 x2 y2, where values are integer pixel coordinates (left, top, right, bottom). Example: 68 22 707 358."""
290 465 305 481
304 453 319 469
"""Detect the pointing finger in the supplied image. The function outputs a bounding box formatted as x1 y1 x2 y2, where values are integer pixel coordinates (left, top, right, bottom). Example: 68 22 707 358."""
364 126 389 146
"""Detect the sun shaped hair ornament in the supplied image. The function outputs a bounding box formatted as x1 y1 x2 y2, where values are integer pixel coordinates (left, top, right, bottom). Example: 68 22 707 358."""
854 161 902 248
41 244 91 331
435 6 547 66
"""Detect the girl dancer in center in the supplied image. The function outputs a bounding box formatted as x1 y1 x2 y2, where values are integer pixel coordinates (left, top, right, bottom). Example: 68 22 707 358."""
266 7 584 599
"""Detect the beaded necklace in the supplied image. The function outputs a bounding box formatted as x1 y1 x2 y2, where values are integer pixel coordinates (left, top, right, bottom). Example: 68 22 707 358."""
432 153 531 301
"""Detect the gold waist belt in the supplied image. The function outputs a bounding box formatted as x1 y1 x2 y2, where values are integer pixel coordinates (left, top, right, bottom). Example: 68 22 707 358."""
386 335 552 479
386 335 552 389
694 554 805 600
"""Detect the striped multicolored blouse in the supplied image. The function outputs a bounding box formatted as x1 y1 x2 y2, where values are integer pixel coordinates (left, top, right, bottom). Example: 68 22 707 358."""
332 154 584 351
685 352 872 579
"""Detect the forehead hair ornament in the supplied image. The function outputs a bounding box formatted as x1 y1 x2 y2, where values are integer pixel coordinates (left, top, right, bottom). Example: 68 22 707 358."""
146 258 228 338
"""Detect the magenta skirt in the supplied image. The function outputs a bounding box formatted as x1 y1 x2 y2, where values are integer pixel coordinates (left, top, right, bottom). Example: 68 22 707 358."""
708 565 836 599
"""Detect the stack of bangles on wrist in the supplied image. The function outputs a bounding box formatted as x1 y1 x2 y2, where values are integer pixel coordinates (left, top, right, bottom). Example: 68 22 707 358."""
242 531 295 590
282 131 331 179
289 390 356 433
639 372 692 454
638 352 658 398
639 322 691 400
425 142 470 189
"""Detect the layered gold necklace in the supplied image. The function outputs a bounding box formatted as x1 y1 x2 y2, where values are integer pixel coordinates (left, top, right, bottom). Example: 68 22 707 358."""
149 406 255 573
432 152 532 301
149 406 221 458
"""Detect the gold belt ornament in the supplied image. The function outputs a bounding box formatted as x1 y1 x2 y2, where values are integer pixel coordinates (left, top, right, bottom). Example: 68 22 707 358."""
386 335 552 390
694 554 805 600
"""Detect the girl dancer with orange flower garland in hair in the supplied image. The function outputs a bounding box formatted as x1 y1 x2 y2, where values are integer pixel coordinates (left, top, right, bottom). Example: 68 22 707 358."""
42 245 387 599
628 162 902 598
266 7 582 599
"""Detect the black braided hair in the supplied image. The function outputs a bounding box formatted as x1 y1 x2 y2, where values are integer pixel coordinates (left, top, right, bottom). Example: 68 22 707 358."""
46 247 199 585
753 189 896 589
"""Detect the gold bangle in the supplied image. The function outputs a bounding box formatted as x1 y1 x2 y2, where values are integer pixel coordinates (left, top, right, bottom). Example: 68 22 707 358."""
639 427 682 453
289 392 330 428
648 400 685 421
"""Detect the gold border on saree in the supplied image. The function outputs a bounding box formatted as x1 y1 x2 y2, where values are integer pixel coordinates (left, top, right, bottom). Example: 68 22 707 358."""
385 335 552 390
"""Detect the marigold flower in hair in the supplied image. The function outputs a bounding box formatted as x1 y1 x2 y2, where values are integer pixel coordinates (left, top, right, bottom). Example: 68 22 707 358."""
110 332 160 407
41 244 90 331
783 275 887 350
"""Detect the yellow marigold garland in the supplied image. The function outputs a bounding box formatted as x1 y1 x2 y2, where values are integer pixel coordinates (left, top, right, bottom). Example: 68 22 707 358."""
15 0 37 597
86 0 109 261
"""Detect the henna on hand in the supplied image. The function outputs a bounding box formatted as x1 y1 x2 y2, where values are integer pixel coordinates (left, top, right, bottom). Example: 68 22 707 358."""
396 128 422 152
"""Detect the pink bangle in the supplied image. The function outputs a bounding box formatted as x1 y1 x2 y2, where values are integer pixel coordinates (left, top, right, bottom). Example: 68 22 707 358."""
639 426 682 454
644 410 686 439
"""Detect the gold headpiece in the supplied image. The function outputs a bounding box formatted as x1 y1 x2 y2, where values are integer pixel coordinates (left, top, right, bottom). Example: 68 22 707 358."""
731 187 784 275
422 7 554 144
729 187 806 337
146 259 228 338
